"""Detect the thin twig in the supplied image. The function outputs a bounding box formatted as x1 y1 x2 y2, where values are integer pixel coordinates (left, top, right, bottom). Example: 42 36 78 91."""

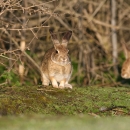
3 28 41 75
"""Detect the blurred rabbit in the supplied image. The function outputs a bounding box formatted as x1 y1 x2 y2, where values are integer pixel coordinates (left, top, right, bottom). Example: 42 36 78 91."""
41 30 73 89
121 43 130 79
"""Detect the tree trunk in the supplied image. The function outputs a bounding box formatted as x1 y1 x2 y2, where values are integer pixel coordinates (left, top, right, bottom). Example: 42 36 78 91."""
111 0 118 75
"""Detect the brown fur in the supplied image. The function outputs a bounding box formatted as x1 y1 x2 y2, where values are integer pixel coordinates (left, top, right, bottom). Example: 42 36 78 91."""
121 43 130 79
121 58 130 79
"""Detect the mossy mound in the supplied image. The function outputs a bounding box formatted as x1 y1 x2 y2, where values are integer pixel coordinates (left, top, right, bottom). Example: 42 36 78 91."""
0 86 130 116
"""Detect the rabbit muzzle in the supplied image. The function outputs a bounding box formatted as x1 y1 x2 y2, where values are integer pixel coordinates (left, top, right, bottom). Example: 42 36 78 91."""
121 59 130 79
58 56 70 65
61 57 67 61
51 54 70 66
121 67 130 79
121 72 130 79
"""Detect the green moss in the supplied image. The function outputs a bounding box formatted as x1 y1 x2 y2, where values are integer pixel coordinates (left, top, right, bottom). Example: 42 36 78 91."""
0 86 130 116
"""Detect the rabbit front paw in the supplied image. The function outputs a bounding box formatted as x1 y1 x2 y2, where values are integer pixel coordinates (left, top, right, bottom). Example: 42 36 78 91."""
52 82 58 88
51 77 59 88
59 80 65 89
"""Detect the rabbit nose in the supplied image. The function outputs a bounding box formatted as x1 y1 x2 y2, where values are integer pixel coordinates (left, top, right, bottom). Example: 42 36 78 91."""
121 73 129 79
122 74 127 78
61 57 67 61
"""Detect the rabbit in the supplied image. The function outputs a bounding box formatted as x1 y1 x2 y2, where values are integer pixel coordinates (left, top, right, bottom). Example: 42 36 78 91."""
121 43 130 79
41 30 73 89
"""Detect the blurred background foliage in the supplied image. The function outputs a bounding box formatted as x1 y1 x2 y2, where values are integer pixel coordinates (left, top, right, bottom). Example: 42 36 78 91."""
0 0 130 87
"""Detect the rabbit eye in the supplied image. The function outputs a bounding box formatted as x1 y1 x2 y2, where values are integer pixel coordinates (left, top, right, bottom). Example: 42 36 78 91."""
56 50 59 53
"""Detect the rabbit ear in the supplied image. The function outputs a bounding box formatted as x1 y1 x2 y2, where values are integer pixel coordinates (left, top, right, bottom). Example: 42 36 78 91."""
62 31 72 47
49 30 60 47
122 43 130 59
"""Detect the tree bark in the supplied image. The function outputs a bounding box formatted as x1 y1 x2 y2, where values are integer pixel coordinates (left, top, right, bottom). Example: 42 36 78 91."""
111 0 118 75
